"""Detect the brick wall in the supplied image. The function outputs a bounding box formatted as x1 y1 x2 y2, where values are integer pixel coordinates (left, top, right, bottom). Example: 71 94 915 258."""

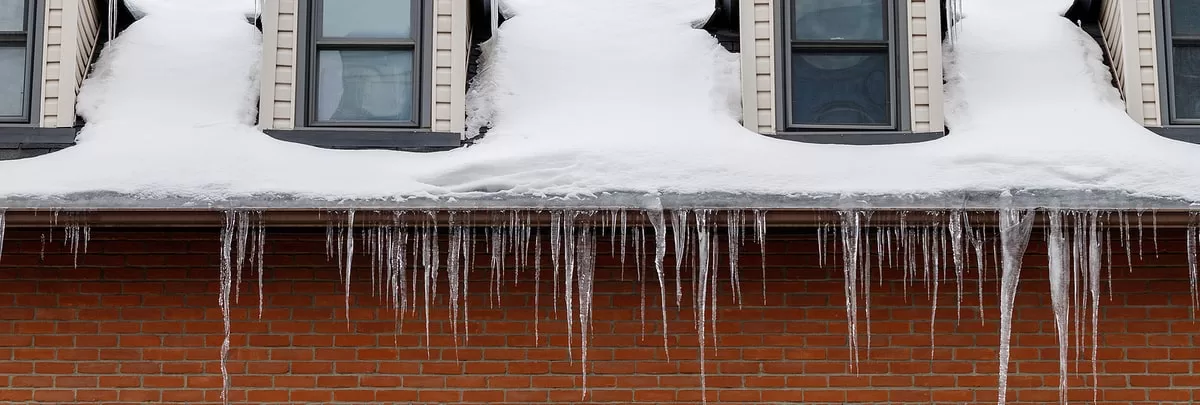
0 226 1197 404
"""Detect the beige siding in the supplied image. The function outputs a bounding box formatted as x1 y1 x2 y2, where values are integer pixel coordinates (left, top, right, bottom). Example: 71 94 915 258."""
259 0 296 129
38 0 99 128
259 0 468 133
741 0 942 134
909 0 942 132
1100 0 1126 97
39 0 63 127
1135 0 1160 126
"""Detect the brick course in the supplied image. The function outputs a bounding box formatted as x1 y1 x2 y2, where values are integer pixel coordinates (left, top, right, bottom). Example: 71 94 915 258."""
0 227 1197 404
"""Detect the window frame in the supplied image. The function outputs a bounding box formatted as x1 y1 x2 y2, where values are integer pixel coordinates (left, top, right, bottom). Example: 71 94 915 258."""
1158 0 1200 126
0 0 38 124
774 0 909 133
298 0 431 129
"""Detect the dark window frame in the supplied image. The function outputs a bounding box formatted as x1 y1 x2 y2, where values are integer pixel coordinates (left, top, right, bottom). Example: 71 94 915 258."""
0 0 38 124
298 0 431 129
1158 0 1200 125
775 0 910 133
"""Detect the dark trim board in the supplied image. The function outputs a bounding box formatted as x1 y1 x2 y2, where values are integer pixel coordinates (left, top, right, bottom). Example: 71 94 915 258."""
1147 126 1200 144
265 129 461 151
0 126 78 144
767 131 944 145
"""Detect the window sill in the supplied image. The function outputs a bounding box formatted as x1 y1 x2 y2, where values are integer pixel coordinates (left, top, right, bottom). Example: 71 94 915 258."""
1147 126 1200 145
0 126 78 161
264 128 462 152
767 130 945 145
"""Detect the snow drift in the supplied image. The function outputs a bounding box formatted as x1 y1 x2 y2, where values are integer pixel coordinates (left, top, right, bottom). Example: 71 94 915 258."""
0 0 1196 207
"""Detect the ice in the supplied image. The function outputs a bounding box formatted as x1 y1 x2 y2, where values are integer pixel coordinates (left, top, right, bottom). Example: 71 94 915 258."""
1046 210 1069 404
647 208 671 357
217 211 236 405
563 212 578 361
534 230 542 344
949 211 965 319
671 210 688 307
0 209 5 264
1087 212 1101 402
575 223 596 397
996 208 1035 405
726 210 743 307
343 210 355 327
1188 214 1198 311
447 217 463 346
837 210 865 369
693 210 713 401
754 210 766 303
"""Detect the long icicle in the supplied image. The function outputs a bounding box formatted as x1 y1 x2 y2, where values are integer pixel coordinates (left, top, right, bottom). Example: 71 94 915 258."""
1046 210 1070 405
996 208 1036 405
647 209 672 359
217 211 237 405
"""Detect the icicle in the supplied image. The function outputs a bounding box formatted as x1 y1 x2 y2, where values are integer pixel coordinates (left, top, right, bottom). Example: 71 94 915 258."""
647 209 671 358
949 210 966 319
1136 210 1145 262
693 210 713 403
726 210 743 307
576 224 597 398
217 211 236 405
1087 211 1101 403
671 210 689 307
996 208 1035 405
234 211 250 301
1119 211 1133 272
0 209 5 265
837 210 865 370
343 210 356 326
1152 210 1160 258
551 212 562 318
447 215 463 347
619 209 628 278
563 212 579 361
635 226 647 337
1188 213 1199 312
753 210 767 304
1046 210 1070 405
253 212 266 319
534 229 542 344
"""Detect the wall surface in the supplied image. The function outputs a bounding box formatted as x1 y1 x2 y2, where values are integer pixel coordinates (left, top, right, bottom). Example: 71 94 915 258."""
38 0 99 128
0 226 1197 404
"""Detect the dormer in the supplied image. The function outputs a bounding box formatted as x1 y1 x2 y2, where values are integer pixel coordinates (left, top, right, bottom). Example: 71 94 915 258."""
257 0 469 151
0 0 99 158
737 0 945 144
1100 0 1200 143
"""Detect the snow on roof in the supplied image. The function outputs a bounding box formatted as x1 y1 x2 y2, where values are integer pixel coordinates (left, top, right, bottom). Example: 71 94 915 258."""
0 0 1196 209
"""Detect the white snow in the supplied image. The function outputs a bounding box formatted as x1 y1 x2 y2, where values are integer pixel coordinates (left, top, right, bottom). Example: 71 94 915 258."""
0 0 1197 206
125 0 261 19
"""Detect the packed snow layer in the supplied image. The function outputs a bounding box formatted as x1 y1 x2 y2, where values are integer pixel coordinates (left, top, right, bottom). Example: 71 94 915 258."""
125 0 261 19
0 0 1197 207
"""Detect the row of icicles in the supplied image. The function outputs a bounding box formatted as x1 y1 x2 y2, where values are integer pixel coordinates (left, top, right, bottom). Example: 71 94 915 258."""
0 208 1198 405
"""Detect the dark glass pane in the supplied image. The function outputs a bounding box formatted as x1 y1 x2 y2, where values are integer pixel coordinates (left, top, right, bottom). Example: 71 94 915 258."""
316 50 414 123
0 46 26 117
0 0 25 31
1172 46 1200 120
1172 1 1200 37
321 0 412 39
793 0 885 41
790 51 890 126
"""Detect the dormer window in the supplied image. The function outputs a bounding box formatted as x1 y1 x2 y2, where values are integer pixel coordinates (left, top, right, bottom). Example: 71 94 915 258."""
782 0 897 130
0 0 34 123
305 0 424 128
1163 0 1200 124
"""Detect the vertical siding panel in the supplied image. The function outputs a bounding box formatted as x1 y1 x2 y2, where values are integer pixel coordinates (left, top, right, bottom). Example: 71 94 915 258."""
262 0 296 130
1135 0 1159 126
448 0 468 135
909 0 929 132
40 0 64 128
753 0 774 134
432 0 455 133
1099 0 1125 96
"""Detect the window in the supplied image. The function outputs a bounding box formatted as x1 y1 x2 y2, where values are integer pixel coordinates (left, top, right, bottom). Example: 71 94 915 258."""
1164 0 1200 124
0 0 33 123
780 0 898 131
305 0 423 128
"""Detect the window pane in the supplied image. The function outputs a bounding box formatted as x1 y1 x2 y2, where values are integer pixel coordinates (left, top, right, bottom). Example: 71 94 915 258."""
316 50 414 123
793 0 885 41
1172 1 1200 37
790 51 890 126
321 0 412 39
0 46 26 117
1172 46 1200 120
0 0 25 31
